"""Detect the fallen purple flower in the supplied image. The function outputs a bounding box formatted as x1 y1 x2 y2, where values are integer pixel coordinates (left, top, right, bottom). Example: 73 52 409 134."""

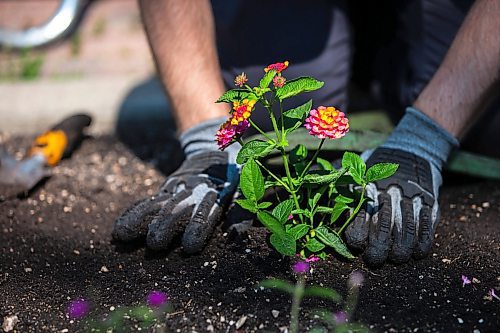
461 275 471 287
348 271 364 288
305 255 320 263
333 311 348 325
489 288 500 301
67 298 89 320
292 261 309 274
147 291 169 308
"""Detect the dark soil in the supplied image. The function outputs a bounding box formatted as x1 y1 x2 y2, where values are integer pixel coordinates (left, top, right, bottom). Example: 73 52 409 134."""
1 135 499 333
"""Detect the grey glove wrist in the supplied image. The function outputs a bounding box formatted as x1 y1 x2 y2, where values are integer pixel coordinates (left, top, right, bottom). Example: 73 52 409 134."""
381 106 459 171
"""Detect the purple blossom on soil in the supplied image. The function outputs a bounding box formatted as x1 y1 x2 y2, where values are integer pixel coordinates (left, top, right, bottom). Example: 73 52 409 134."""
461 275 471 287
305 255 320 263
348 271 364 288
333 311 348 325
292 261 309 274
489 288 500 301
67 298 89 319
147 290 169 307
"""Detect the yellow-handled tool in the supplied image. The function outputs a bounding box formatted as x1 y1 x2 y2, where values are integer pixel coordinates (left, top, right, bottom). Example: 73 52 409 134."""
0 114 92 198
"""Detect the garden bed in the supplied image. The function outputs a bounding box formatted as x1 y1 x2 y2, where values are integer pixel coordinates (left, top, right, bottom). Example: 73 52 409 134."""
0 135 498 332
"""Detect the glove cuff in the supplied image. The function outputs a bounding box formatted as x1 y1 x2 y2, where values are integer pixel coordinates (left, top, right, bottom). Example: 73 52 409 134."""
381 106 459 171
179 117 240 164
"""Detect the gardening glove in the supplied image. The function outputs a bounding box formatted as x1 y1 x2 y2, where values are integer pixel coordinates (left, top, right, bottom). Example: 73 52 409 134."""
345 107 459 266
113 117 240 253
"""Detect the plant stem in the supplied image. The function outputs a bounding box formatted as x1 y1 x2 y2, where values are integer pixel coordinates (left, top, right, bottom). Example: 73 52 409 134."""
248 118 273 141
254 159 290 192
300 138 325 179
280 147 301 214
338 184 366 234
290 276 305 333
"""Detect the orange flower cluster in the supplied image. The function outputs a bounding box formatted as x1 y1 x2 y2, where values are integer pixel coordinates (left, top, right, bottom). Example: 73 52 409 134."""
231 99 256 125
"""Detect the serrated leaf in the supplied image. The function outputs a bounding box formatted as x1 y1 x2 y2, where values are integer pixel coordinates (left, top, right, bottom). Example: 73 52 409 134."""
272 199 294 223
289 144 308 164
288 224 310 240
235 199 258 213
258 201 273 209
302 170 342 185
270 233 296 256
240 159 264 201
279 100 312 134
315 226 354 259
258 279 295 294
316 157 334 171
259 69 277 89
366 163 399 183
305 237 326 252
303 286 341 302
257 211 285 236
216 89 250 103
237 139 276 164
342 151 366 185
330 202 349 223
276 77 324 101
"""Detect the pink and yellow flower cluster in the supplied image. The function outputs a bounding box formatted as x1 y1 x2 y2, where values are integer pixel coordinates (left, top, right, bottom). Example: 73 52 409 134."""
216 98 256 150
264 61 289 73
304 106 349 139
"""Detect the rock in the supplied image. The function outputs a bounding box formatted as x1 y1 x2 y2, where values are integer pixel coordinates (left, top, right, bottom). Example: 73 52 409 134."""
100 265 109 273
235 315 247 329
2 315 19 332
271 310 280 318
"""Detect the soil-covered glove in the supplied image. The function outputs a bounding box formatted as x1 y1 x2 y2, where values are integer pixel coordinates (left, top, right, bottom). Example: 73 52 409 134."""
345 107 459 266
113 117 240 253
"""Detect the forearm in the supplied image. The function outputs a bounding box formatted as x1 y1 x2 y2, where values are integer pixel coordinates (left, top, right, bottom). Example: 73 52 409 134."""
414 0 500 139
139 0 228 133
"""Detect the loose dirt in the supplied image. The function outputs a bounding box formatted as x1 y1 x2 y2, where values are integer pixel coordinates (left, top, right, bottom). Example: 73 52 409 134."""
1 135 498 332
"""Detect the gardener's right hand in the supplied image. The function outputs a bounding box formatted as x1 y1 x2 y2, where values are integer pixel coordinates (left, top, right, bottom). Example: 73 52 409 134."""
112 118 240 253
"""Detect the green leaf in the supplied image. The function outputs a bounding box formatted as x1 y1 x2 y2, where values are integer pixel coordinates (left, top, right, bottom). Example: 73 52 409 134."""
237 140 276 164
366 163 399 182
342 151 366 185
272 199 295 223
316 157 334 171
259 69 277 89
302 170 342 185
235 199 258 213
240 158 265 201
258 279 295 294
258 201 273 209
288 224 310 240
303 286 341 302
289 144 308 164
305 237 326 252
330 202 349 223
315 226 354 259
276 77 324 101
257 211 285 236
335 194 354 204
270 233 296 256
291 208 312 219
308 192 322 210
216 89 250 103
279 100 312 134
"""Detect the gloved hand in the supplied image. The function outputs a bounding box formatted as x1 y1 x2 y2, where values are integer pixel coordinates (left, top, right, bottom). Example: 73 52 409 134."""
113 117 240 253
345 107 459 266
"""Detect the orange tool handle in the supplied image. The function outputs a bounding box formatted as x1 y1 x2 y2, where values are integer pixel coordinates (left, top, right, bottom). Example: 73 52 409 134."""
29 114 92 166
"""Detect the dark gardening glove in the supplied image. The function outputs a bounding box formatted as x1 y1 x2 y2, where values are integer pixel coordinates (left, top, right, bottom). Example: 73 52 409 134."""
345 107 459 266
113 118 239 253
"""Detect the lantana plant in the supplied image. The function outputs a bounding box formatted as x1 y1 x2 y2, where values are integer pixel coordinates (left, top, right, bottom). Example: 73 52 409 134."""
216 61 398 259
